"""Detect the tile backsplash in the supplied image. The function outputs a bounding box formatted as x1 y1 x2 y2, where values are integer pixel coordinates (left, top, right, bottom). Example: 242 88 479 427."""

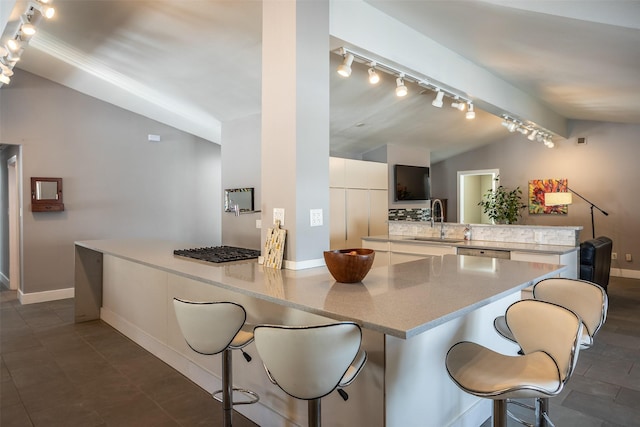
388 216 581 246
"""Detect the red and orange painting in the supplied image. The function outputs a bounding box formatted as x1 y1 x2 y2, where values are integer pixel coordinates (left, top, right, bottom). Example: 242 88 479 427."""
528 179 569 214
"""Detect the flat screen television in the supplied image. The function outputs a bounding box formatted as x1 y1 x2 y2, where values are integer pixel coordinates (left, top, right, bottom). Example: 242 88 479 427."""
394 164 430 201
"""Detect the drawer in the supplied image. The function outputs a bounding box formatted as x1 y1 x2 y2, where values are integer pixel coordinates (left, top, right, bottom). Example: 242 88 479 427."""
362 240 390 251
457 247 511 259
390 242 457 256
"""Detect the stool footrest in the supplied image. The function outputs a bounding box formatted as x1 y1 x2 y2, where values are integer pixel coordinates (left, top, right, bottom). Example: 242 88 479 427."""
212 388 260 405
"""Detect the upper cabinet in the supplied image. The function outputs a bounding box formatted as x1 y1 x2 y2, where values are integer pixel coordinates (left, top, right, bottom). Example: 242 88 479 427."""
329 158 387 189
31 177 64 212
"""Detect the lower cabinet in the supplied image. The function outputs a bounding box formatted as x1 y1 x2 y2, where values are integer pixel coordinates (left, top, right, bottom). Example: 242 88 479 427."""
362 240 457 267
510 250 578 279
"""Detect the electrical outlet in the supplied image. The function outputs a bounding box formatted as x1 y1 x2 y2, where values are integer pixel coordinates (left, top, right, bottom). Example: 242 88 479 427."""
626 253 632 262
310 209 323 227
273 208 285 225
612 252 617 260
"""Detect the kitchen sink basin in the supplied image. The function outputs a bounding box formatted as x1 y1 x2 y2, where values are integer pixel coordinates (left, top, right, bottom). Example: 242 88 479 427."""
411 237 465 244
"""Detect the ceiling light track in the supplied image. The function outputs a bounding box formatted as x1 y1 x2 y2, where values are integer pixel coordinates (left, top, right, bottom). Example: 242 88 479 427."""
0 0 57 87
335 47 475 117
501 115 555 148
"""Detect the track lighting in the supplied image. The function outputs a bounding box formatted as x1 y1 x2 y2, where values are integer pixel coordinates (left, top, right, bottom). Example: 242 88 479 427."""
451 99 466 111
395 76 407 97
465 103 475 119
368 67 380 84
21 22 36 36
32 2 55 19
527 130 538 141
0 62 14 77
1 0 58 87
432 90 445 108
337 53 354 77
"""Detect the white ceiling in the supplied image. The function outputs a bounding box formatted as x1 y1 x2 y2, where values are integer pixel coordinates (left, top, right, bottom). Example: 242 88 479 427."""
2 0 639 162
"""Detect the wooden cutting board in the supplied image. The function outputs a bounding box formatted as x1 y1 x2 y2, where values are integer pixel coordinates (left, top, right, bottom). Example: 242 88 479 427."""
264 220 286 269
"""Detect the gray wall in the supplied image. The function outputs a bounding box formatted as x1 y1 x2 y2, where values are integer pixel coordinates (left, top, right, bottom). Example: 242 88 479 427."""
0 71 222 295
221 113 262 250
431 120 640 272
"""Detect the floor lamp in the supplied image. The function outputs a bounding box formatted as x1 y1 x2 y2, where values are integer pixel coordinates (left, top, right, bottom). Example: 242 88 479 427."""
545 188 609 238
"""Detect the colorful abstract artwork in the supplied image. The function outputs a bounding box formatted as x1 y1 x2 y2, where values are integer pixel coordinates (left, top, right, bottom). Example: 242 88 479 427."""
528 179 569 214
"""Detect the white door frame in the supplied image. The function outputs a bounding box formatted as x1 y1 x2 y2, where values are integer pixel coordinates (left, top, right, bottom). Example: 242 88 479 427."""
457 169 499 223
7 154 21 291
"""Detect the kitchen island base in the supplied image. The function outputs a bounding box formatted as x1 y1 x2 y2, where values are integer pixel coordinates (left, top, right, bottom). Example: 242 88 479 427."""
75 240 564 427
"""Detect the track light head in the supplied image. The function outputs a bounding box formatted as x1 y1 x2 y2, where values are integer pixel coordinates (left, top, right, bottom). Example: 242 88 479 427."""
0 73 10 85
368 67 380 84
451 99 465 111
527 130 538 141
337 53 354 77
465 103 475 119
395 77 407 97
507 122 517 132
36 4 55 19
432 90 445 108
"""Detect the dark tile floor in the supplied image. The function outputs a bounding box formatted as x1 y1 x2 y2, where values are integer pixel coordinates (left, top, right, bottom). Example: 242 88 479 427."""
1 277 639 426
0 289 258 427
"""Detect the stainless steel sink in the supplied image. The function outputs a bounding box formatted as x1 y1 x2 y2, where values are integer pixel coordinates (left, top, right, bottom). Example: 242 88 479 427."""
411 237 465 244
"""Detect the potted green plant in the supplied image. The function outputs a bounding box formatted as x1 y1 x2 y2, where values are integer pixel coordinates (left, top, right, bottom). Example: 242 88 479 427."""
478 177 527 224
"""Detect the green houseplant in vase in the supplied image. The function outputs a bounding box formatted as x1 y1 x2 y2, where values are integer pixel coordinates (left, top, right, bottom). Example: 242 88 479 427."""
478 177 527 224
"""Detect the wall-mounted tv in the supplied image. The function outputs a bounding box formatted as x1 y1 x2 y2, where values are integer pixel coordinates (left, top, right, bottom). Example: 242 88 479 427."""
394 164 430 201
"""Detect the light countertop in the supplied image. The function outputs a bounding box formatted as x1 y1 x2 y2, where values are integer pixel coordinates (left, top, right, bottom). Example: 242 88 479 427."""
76 239 567 339
364 234 579 255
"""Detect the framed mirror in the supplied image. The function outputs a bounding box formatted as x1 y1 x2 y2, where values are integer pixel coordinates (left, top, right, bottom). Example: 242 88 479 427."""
224 188 254 213
31 177 64 212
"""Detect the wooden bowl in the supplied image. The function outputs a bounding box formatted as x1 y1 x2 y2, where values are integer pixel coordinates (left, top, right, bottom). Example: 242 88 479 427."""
323 248 375 283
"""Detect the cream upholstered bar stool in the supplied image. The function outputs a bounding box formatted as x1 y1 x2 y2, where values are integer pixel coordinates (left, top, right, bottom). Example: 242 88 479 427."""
493 278 608 425
446 299 583 427
253 322 367 427
173 299 259 427
494 278 608 350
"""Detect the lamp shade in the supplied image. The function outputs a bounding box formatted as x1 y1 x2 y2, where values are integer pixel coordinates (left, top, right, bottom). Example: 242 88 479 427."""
545 192 573 206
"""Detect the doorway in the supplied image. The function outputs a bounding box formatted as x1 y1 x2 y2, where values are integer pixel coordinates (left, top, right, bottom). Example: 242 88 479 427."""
7 155 20 291
457 169 499 224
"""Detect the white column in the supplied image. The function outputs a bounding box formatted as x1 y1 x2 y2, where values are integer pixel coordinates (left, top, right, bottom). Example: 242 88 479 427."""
261 0 330 268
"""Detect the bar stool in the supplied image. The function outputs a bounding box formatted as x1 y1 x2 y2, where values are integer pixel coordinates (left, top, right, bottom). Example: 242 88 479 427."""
494 278 608 349
253 322 367 427
446 299 582 427
493 278 608 425
173 298 259 427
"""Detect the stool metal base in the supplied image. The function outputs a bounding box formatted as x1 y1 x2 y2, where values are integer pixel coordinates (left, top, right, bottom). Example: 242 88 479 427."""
505 398 555 427
212 388 260 406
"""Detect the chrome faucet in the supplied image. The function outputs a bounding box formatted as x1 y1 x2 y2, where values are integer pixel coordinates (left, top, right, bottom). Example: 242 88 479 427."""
431 198 445 239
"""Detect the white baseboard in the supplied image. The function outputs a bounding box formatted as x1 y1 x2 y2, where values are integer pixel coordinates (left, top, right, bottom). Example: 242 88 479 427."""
611 268 640 280
283 257 325 270
18 287 75 304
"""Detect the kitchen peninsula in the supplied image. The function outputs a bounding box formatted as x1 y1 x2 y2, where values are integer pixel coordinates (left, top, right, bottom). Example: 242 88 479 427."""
75 239 568 427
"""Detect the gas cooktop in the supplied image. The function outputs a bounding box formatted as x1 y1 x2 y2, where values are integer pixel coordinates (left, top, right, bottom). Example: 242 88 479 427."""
173 246 261 263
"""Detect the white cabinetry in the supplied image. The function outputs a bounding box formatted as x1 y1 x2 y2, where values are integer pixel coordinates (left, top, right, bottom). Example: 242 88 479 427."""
510 251 578 279
331 158 388 249
390 242 456 265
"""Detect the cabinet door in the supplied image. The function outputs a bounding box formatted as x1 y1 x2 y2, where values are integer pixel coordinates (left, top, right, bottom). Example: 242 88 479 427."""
346 189 369 248
369 189 389 236
390 252 429 265
330 188 346 249
329 157 346 188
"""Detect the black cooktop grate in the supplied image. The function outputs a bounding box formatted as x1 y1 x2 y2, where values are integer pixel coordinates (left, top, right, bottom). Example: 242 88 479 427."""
174 246 261 263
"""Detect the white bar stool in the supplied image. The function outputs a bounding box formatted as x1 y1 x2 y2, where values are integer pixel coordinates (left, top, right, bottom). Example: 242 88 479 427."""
493 278 608 425
253 322 367 427
173 299 259 427
446 300 583 427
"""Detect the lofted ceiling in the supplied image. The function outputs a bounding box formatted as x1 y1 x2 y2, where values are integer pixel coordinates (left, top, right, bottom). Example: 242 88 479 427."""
2 0 639 162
